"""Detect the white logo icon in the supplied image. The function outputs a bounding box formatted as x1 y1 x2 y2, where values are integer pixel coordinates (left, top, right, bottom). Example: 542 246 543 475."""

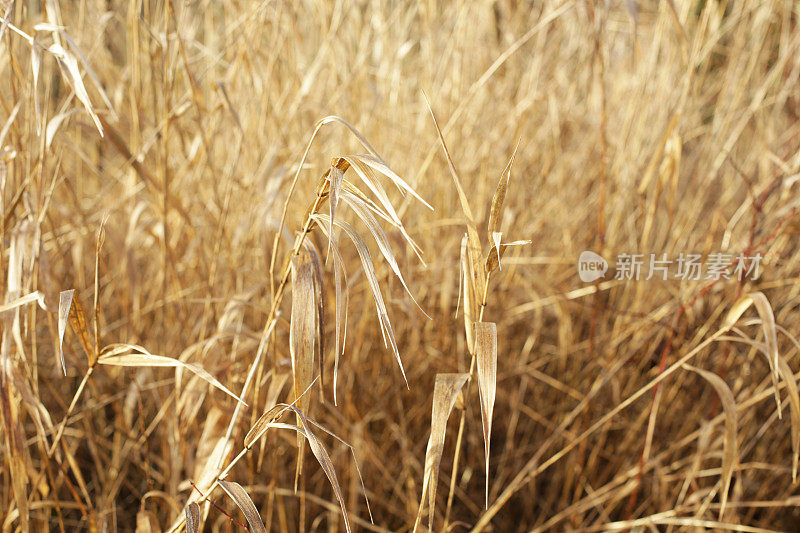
578 251 607 282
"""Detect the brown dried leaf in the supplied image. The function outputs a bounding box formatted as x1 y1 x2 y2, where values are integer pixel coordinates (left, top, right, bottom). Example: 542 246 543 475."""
219 480 266 533
475 322 497 508
63 290 95 366
291 251 317 476
302 240 326 395
414 373 469 532
184 502 200 533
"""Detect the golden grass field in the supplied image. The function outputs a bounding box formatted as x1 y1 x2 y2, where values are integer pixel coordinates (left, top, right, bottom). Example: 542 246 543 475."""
2 0 800 531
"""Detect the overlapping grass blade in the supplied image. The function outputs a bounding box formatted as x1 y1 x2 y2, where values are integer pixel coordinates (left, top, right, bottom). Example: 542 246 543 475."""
46 43 103 136
339 190 427 315
425 97 484 302
724 292 782 414
244 403 356 533
312 213 407 386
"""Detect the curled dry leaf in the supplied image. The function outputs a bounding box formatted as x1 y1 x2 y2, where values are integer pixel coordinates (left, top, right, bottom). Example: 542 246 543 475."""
475 322 498 508
57 289 95 368
485 240 531 274
684 365 738 520
414 373 469 532
97 344 244 405
57 290 72 375
487 142 519 239
219 480 266 533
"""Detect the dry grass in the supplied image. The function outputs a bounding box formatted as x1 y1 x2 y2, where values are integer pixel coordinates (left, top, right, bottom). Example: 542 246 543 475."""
2 0 800 531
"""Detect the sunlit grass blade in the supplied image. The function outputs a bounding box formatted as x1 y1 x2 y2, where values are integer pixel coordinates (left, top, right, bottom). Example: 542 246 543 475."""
340 190 428 316
97 344 245 404
312 213 408 386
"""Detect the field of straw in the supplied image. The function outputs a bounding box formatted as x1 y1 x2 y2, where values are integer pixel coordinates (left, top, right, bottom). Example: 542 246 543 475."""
2 0 800 531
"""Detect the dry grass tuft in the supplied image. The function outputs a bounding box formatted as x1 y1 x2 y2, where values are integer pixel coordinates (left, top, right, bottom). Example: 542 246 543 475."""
2 1 800 531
